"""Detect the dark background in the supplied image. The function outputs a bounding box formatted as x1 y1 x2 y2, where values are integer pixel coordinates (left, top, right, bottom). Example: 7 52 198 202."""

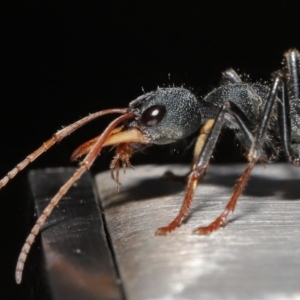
1 1 300 299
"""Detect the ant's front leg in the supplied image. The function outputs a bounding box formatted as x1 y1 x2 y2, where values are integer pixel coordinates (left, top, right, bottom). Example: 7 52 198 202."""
110 143 136 192
155 102 229 235
165 69 243 184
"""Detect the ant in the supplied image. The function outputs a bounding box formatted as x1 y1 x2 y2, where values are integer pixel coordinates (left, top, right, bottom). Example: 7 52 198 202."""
1 49 299 284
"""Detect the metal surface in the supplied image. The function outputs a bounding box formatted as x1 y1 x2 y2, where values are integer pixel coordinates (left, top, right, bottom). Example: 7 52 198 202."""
29 168 122 300
96 164 300 300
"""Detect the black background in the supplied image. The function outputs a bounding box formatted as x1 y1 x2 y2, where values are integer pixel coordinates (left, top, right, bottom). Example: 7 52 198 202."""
1 1 300 299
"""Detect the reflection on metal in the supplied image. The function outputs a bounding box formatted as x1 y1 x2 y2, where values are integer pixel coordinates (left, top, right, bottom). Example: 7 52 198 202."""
29 168 121 300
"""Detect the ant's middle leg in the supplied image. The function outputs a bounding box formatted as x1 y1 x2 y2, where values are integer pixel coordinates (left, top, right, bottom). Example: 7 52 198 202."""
195 72 282 235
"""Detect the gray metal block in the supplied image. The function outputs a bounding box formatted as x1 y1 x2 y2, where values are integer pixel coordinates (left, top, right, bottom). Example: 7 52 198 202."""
96 164 300 300
29 167 122 300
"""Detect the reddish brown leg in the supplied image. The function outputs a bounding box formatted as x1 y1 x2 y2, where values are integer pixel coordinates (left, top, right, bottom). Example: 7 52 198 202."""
155 167 205 235
110 143 135 192
156 103 229 235
194 161 255 235
194 72 281 235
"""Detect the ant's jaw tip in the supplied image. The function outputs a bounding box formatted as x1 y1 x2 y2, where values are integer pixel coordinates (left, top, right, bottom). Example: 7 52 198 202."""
103 127 147 146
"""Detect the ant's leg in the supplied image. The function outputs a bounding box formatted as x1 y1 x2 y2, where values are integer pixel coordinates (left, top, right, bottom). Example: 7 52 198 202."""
184 67 245 168
155 99 255 235
221 68 243 84
164 119 215 183
278 66 300 166
0 108 128 189
284 49 300 99
156 103 228 235
278 75 295 162
192 100 254 167
165 69 243 183
195 72 282 234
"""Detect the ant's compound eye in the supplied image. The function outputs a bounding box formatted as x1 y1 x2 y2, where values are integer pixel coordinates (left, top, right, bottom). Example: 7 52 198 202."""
140 105 166 127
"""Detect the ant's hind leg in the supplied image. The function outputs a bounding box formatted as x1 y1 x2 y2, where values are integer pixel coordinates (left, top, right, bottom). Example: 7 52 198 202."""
280 50 300 165
284 49 300 100
278 70 300 166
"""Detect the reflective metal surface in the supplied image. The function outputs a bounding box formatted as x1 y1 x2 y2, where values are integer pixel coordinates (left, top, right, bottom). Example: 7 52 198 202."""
96 164 300 300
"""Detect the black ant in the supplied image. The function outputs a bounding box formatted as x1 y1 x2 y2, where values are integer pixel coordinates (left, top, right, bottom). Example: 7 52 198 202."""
1 49 299 284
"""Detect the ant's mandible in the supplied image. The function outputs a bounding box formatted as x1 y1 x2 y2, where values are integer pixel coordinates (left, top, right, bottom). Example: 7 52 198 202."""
1 49 300 284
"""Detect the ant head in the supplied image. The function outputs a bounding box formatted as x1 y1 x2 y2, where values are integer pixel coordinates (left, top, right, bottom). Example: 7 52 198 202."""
71 88 202 161
127 87 202 144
